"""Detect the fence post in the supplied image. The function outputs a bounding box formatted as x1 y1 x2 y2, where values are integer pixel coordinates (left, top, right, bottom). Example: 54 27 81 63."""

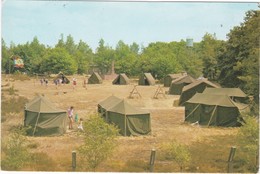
149 149 156 172
227 146 236 173
72 151 76 171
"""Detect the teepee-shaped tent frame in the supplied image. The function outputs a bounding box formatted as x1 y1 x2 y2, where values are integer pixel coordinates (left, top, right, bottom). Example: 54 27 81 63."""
128 85 142 99
153 85 166 99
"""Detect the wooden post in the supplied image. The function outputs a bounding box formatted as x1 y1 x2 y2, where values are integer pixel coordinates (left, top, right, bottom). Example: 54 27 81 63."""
72 151 76 171
227 146 236 173
149 149 156 172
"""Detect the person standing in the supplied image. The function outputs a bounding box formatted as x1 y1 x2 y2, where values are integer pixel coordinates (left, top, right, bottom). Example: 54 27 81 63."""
72 77 77 90
67 106 74 129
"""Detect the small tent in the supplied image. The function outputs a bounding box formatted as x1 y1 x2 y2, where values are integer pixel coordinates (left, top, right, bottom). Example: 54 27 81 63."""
97 95 122 118
163 73 184 87
88 72 103 84
138 73 155 86
105 100 151 136
24 95 67 136
112 73 130 85
184 93 244 127
179 79 220 106
54 72 70 84
168 75 195 95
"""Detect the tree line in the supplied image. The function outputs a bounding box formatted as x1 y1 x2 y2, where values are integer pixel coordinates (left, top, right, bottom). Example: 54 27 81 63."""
2 10 259 103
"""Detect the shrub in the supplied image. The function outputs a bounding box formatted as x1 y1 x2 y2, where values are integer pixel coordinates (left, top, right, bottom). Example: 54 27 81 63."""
77 114 119 171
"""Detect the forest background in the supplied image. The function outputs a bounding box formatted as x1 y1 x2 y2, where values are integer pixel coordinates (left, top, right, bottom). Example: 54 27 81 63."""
2 9 259 106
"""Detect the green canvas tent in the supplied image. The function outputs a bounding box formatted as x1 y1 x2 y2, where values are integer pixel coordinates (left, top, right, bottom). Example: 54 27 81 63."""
88 72 103 84
179 79 220 106
138 73 155 86
106 100 151 136
54 72 70 84
169 75 196 95
97 95 122 118
163 73 184 87
112 73 130 85
24 95 67 136
184 93 244 127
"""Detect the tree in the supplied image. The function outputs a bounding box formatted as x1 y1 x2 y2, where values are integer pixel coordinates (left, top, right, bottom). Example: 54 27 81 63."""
78 115 119 171
237 115 259 172
40 47 77 75
75 40 93 74
161 140 191 172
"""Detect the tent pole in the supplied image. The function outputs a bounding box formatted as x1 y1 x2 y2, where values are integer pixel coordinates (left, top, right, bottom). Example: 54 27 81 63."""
185 104 201 120
33 112 41 136
207 105 218 127
125 114 127 136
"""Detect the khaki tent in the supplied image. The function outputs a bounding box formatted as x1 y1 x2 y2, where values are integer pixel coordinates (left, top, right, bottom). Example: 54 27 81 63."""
184 93 244 127
163 73 184 87
179 79 220 106
112 73 130 85
106 100 151 136
169 75 196 95
97 95 122 118
88 72 103 84
24 95 67 136
54 72 70 84
203 88 247 98
138 73 155 86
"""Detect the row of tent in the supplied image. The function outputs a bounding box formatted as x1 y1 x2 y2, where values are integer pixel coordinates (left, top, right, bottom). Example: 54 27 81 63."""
97 96 151 136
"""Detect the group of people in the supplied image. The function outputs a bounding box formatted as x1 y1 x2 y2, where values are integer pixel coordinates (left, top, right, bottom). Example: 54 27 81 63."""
39 77 77 89
67 106 83 131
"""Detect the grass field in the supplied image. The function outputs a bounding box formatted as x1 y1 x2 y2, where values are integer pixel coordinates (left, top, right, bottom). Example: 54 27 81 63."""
1 74 257 172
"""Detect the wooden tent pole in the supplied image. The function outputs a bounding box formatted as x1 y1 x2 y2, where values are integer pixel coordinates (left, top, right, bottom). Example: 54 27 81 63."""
33 112 41 136
125 114 127 136
207 105 218 127
185 104 201 120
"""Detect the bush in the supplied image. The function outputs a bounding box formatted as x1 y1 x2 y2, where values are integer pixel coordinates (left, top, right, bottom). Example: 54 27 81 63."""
77 114 119 171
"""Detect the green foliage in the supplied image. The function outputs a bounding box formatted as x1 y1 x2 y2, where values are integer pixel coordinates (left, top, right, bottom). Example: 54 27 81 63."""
1 126 32 170
237 115 259 171
40 47 77 75
78 114 119 171
161 140 191 171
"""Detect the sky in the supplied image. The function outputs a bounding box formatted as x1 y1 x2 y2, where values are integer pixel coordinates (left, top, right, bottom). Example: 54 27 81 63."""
2 0 259 51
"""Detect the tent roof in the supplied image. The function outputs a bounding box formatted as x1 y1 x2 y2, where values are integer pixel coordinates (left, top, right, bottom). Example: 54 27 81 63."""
171 75 195 85
107 99 149 115
186 93 237 107
143 73 155 85
25 95 66 113
167 73 184 79
92 72 102 81
98 95 122 110
183 79 220 92
113 73 130 84
203 88 247 98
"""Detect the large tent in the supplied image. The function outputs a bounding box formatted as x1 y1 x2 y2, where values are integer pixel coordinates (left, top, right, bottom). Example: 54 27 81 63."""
168 75 196 95
138 73 155 86
97 95 122 118
184 93 244 127
106 100 151 136
112 73 130 85
24 95 67 136
163 73 184 87
54 72 70 84
179 79 220 106
88 72 103 84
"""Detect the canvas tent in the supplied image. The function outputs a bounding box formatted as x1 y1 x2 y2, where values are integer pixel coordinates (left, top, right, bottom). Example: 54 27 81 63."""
179 79 220 106
97 95 122 118
88 72 103 84
112 73 130 85
163 73 185 87
106 100 151 136
168 75 195 95
54 72 70 84
184 93 244 127
24 95 67 136
138 73 155 86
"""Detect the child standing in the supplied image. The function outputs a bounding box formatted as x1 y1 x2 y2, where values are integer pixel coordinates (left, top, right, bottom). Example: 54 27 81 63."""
78 118 84 131
67 106 74 129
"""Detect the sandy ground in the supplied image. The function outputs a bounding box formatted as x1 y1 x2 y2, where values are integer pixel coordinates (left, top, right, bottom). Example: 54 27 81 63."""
1 74 238 170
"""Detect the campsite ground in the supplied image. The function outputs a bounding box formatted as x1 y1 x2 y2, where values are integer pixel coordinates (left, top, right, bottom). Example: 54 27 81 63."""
1 74 243 172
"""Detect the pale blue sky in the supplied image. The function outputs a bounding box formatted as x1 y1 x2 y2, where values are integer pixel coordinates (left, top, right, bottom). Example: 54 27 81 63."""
2 1 259 51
